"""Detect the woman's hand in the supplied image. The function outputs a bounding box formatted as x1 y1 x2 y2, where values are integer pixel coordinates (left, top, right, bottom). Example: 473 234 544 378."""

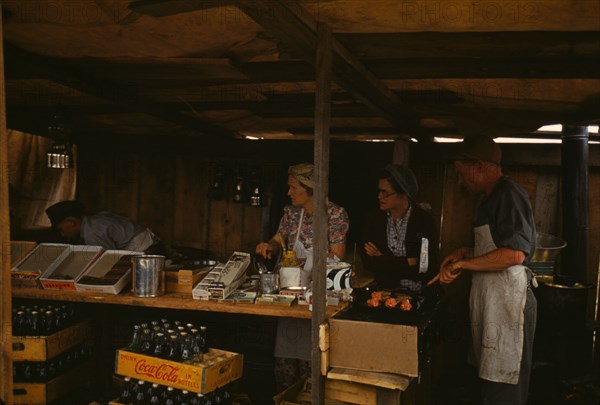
364 242 383 257
256 241 276 259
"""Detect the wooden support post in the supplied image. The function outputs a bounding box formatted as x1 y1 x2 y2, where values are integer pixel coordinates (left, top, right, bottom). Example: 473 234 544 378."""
392 140 410 165
0 7 14 404
312 22 332 405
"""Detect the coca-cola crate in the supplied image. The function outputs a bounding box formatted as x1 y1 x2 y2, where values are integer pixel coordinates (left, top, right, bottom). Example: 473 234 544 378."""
115 348 243 394
12 321 92 362
13 361 93 405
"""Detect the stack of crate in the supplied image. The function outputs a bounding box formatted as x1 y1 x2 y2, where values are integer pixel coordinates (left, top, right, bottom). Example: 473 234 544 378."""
111 318 244 404
12 310 93 404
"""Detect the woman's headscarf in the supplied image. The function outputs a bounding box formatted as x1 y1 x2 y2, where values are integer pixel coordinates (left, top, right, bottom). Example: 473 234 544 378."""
288 163 315 189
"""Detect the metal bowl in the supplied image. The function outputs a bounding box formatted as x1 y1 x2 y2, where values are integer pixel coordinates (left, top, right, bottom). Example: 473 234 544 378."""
530 232 567 262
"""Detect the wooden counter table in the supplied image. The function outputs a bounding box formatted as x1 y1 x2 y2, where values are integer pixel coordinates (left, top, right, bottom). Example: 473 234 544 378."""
12 288 350 319
12 275 372 319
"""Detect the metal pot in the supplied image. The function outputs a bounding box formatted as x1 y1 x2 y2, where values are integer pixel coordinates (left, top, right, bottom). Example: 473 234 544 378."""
132 255 165 297
529 232 566 275
533 274 593 377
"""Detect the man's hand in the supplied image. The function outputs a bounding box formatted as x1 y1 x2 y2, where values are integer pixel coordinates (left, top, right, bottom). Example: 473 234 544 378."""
364 242 383 257
428 247 472 285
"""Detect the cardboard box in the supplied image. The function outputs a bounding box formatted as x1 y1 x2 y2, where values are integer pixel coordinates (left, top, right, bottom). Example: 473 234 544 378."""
115 348 243 394
13 361 93 405
166 268 211 294
12 321 92 362
11 244 71 288
10 241 37 267
75 250 142 294
192 252 249 301
39 245 104 290
328 318 419 377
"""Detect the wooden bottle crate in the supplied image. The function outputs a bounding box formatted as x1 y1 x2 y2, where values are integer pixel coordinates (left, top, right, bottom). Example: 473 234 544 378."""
13 361 93 405
12 321 92 361
115 347 243 394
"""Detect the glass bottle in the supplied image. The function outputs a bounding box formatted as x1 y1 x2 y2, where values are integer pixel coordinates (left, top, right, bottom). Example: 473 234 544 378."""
199 326 209 355
180 390 191 405
180 332 193 364
134 380 146 405
29 310 40 335
153 332 167 358
118 377 133 404
164 386 176 405
53 307 63 332
167 335 180 361
222 386 232 405
159 384 170 404
190 392 202 405
146 382 158 401
22 363 33 382
14 311 26 336
141 328 153 354
190 329 203 364
126 325 143 353
44 310 55 335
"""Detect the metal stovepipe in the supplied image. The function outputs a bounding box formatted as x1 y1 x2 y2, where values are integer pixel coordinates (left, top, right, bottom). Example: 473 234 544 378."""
559 125 589 286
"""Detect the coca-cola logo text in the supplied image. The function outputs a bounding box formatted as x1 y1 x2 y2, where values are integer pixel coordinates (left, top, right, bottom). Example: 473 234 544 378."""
134 359 180 383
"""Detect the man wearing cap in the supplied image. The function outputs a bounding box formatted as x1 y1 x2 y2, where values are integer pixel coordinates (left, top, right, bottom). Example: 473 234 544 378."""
429 136 536 405
45 200 163 253
361 164 438 290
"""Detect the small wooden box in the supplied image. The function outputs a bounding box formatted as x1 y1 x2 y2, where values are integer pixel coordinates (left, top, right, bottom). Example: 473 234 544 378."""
115 348 243 394
13 361 93 405
12 321 92 362
165 269 210 294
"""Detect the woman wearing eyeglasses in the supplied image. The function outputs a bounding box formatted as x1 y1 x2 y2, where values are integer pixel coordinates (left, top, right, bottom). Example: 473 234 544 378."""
361 164 438 291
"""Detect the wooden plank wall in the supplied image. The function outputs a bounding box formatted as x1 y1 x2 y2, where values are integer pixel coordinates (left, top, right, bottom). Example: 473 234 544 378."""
77 139 394 261
76 140 600 281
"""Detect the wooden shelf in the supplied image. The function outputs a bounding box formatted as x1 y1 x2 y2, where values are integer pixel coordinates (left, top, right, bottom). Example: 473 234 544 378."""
12 288 349 319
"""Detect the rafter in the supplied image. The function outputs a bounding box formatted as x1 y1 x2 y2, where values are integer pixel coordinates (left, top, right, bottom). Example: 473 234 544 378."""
3 43 236 139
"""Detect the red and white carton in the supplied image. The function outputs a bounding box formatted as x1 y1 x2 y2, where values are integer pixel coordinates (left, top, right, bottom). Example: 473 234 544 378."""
11 243 70 288
75 250 142 294
39 245 104 290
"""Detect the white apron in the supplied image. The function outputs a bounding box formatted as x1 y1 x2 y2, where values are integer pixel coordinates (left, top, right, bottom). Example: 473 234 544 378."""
292 209 313 284
274 209 313 360
469 224 528 384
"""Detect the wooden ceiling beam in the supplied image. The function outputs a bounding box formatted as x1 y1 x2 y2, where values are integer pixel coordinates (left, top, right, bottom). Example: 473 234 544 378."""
336 31 600 59
128 0 423 137
128 0 235 17
233 0 422 137
240 56 600 82
3 43 236 138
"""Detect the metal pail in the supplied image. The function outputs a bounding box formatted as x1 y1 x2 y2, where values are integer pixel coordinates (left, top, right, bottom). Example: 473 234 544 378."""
132 255 165 297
